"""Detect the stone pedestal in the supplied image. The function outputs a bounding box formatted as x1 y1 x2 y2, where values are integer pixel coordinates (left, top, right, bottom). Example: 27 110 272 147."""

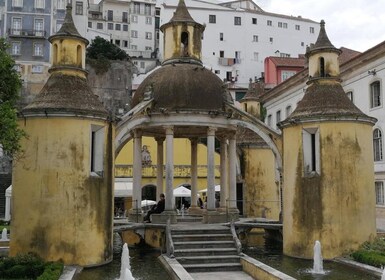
151 210 177 224
202 210 227 224
227 208 240 222
128 209 143 223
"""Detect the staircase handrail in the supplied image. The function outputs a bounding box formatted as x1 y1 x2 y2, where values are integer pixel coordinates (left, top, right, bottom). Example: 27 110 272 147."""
230 219 242 254
166 218 175 258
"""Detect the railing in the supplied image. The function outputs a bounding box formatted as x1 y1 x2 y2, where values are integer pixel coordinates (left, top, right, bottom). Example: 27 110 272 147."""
230 219 242 254
166 218 175 257
8 28 46 38
127 50 153 59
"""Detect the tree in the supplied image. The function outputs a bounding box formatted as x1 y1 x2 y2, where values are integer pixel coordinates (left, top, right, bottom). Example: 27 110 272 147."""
0 38 25 156
86 36 129 61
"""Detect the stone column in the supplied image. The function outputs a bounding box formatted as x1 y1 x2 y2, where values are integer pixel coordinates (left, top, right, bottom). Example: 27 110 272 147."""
206 127 216 211
165 126 175 211
188 138 200 214
219 137 228 212
228 132 239 220
129 129 143 222
155 137 165 199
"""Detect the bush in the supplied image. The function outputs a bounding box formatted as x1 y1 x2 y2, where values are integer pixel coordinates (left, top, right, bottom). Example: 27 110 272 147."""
351 250 385 268
0 253 63 279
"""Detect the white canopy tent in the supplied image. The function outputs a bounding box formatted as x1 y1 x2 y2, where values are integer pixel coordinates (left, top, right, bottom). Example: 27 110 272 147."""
114 178 133 197
198 185 221 193
173 185 191 197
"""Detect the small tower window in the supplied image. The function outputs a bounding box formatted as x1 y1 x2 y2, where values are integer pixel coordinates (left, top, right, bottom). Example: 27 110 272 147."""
181 32 189 56
91 125 105 176
303 127 320 176
373 128 383 162
77 45 82 67
319 57 325 77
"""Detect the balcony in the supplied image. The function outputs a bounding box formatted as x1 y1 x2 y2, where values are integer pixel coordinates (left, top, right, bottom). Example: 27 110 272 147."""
218 57 241 66
8 29 46 38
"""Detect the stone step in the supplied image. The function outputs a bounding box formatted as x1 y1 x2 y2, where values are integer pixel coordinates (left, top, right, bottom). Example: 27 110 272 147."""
172 233 233 242
176 217 202 223
176 255 241 265
182 262 243 273
171 228 230 236
174 240 235 249
174 247 238 257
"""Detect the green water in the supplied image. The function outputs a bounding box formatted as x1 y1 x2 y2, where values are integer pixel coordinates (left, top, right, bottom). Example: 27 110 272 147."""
244 234 379 280
77 247 171 280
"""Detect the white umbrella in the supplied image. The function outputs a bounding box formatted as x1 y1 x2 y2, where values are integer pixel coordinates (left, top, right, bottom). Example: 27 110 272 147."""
173 186 191 197
141 200 156 207
198 185 220 193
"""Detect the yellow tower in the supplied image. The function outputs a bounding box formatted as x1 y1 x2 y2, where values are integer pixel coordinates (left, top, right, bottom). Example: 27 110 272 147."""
280 21 377 259
239 79 262 118
10 4 114 266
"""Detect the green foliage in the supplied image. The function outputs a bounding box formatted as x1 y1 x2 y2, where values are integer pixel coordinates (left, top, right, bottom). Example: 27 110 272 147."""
0 38 25 156
351 238 385 268
0 253 63 279
86 36 129 61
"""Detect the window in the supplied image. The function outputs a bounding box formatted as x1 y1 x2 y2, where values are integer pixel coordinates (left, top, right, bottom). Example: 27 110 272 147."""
12 0 23 7
115 24 121 30
234 17 241 25
220 33 223 41
252 18 257 24
209 15 216 23
219 50 224 58
374 129 383 162
280 53 290 58
145 46 152 51
11 42 21 55
253 35 258 42
32 65 43 73
123 41 128 48
295 24 300 30
97 22 103 29
12 17 22 35
145 32 152 40
107 10 113 21
33 43 43 56
131 30 138 38
56 22 62 32
133 2 140 14
286 105 292 117
123 24 128 31
267 20 272 26
370 81 381 108
269 37 273 43
310 27 315 33
276 110 281 124
131 45 137 50
214 70 220 74
35 0 44 9
145 4 151 15
281 71 296 81
34 18 44 36
108 23 113 30
283 23 288 28
132 15 138 23
303 127 320 176
346 91 353 103
57 0 65 9
301 42 305 47
115 40 120 46
376 182 385 206
140 61 145 68
122 12 128 23
267 114 272 126
253 52 259 61
146 17 152 24
88 21 92 28
91 125 105 176
75 1 83 15
278 22 282 28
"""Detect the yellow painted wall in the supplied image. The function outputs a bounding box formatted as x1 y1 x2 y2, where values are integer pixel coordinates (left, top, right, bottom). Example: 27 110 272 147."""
115 137 220 192
243 148 280 220
283 121 376 259
11 117 114 266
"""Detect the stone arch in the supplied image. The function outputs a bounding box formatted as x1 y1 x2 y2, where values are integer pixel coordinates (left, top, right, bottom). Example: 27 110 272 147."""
142 184 157 201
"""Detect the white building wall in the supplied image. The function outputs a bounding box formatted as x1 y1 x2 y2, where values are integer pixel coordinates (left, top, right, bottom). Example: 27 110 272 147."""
159 0 319 87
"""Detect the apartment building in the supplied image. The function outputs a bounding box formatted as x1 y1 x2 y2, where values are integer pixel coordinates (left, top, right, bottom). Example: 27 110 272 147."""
159 0 320 92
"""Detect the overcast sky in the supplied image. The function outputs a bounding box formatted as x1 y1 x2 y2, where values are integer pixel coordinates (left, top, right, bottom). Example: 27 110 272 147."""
256 0 385 52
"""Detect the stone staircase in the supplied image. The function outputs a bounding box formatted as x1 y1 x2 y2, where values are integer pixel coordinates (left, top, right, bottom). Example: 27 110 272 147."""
171 225 242 273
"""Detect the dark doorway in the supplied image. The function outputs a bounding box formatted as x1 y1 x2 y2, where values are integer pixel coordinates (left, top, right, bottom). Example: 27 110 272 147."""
142 184 156 201
236 183 243 215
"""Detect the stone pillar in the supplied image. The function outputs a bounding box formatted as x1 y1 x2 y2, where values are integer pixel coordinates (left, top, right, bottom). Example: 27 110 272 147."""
156 137 165 199
219 137 228 212
206 127 216 211
129 129 143 222
228 132 239 220
188 138 201 214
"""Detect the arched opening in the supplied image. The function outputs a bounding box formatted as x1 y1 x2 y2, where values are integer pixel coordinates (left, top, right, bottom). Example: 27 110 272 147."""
181 32 189 56
53 43 58 65
319 57 325 77
142 184 157 201
76 45 82 67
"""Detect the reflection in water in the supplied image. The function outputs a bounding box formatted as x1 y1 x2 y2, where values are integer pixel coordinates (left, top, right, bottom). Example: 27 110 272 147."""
77 247 171 280
244 233 378 280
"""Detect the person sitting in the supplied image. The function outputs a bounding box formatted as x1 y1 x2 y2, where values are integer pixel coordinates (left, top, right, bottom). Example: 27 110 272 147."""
144 193 165 223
